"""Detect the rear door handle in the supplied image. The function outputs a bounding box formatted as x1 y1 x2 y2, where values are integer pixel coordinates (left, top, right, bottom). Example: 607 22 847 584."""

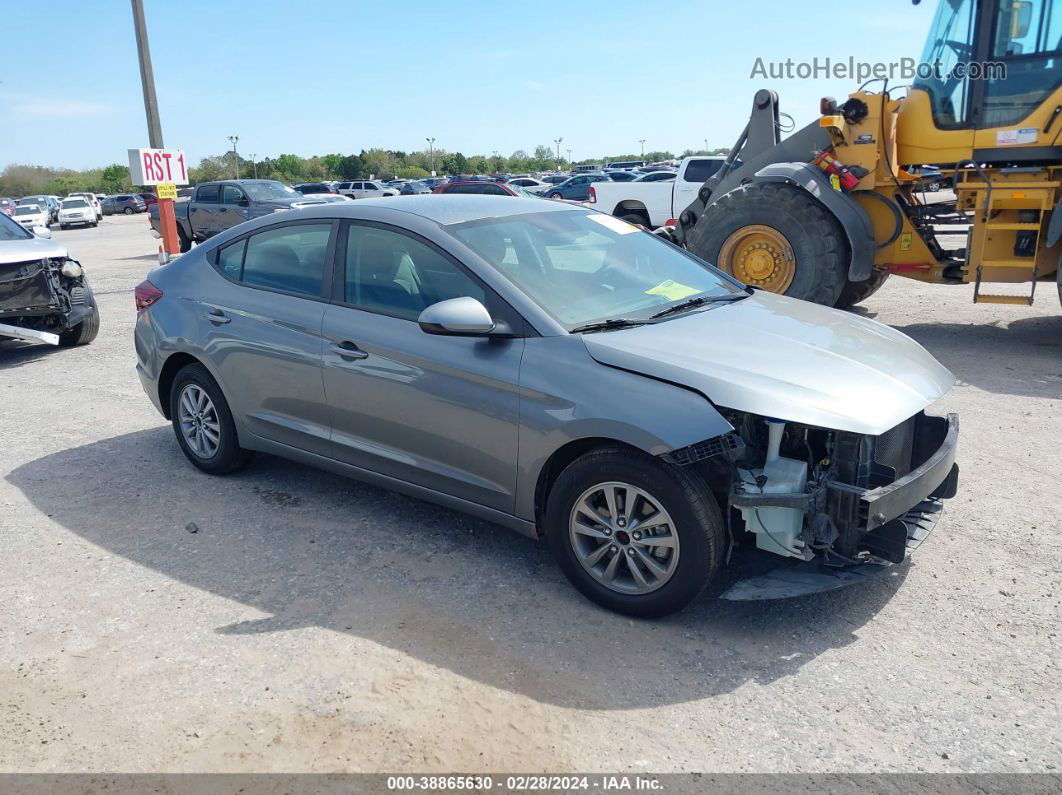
330 341 368 360
205 308 230 325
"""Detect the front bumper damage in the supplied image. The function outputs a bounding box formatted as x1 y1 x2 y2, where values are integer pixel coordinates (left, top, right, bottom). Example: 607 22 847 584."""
0 257 94 343
719 412 959 600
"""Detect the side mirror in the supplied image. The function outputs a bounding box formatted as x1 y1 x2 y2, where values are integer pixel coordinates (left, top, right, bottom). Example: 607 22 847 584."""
32 226 52 239
237 197 250 207
418 296 495 336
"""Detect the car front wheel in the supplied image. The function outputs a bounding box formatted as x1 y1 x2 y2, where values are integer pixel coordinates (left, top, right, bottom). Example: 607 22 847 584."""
169 363 254 475
546 447 724 617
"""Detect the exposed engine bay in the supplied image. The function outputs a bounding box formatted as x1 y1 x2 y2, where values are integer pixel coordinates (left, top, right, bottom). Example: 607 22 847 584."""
667 407 960 599
0 255 97 345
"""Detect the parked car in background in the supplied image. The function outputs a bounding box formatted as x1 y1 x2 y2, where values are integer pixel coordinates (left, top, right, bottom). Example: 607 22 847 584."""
399 181 431 196
292 194 353 206
507 177 551 194
149 179 314 252
19 195 60 224
104 194 147 215
432 181 533 197
0 210 99 347
13 204 50 231
421 177 448 190
604 170 639 182
588 156 729 227
138 191 158 209
1 198 18 216
541 175 569 186
58 197 98 229
294 182 338 195
336 181 398 199
66 192 102 221
909 165 944 191
544 173 613 201
633 171 677 182
133 195 959 616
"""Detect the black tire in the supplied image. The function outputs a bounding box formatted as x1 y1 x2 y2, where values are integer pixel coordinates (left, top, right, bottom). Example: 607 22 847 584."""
545 447 724 618
123 206 134 214
177 227 192 253
549 192 564 199
618 211 650 228
91 221 98 228
692 182 848 306
168 363 254 475
60 224 68 230
58 295 100 346
835 269 890 309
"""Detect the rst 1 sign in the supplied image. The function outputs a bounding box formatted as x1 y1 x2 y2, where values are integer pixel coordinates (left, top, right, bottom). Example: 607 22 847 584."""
128 147 189 186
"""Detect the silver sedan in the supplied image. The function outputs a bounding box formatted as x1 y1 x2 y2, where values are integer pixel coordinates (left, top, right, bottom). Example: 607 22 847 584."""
134 196 959 616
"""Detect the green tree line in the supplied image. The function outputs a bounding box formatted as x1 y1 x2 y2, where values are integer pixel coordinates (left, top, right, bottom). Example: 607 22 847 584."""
1 145 730 196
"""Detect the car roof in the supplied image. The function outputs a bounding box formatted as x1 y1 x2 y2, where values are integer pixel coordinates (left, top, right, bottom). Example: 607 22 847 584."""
290 195 582 226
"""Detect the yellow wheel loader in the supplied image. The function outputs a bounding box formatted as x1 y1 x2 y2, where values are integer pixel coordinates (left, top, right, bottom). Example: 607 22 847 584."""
673 0 1062 308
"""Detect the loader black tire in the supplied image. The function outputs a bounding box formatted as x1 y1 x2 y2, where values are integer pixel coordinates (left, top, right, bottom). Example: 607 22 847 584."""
693 182 848 306
835 269 890 309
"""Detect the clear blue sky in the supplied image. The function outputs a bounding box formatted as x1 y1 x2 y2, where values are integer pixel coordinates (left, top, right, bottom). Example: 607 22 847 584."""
0 0 939 170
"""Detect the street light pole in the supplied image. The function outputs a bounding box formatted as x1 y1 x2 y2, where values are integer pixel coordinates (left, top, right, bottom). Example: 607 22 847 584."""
704 138 708 153
228 135 240 179
426 137 435 175
639 139 646 158
249 154 257 179
566 148 571 169
554 137 563 165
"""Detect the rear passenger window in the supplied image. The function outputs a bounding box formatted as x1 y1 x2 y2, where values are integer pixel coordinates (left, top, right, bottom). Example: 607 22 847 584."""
196 185 220 203
218 239 245 279
239 223 332 297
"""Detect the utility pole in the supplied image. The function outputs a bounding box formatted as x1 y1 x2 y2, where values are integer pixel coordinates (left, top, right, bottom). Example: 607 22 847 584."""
228 135 240 178
566 148 571 169
639 139 646 158
130 0 179 259
249 154 257 179
554 137 563 166
426 137 435 175
704 138 708 153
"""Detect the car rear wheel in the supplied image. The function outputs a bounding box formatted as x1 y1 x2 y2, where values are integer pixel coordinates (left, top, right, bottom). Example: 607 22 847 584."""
549 192 564 200
177 227 192 253
168 363 254 475
545 447 724 617
123 207 134 214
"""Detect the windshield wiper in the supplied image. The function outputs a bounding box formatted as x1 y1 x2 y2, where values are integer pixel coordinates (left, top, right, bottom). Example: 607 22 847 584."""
649 292 748 320
569 318 649 334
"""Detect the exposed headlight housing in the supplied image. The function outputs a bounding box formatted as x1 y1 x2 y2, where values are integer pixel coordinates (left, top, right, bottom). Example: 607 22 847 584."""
60 261 83 279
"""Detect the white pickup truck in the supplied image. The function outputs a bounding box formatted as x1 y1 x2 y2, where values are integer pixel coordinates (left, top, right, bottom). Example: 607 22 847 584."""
586 156 728 228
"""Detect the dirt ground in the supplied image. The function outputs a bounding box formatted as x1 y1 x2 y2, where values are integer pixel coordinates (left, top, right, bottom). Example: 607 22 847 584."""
1 212 1059 773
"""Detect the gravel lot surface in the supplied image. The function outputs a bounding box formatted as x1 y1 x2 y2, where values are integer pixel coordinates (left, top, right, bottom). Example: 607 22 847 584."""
1 212 1059 773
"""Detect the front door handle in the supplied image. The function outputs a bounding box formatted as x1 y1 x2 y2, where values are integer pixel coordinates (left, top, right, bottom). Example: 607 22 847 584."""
205 308 230 325
330 341 368 360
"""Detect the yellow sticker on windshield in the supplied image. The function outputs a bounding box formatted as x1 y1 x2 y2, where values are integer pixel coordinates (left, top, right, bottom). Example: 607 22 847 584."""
587 213 639 234
645 280 701 301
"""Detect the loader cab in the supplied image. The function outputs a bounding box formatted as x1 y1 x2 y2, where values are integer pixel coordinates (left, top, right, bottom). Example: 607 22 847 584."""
913 0 1062 130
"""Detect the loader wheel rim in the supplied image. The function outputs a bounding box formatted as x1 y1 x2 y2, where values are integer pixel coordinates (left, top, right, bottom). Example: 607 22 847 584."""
718 224 796 293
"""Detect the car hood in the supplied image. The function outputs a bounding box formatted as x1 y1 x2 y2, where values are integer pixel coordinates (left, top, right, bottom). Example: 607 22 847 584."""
0 236 67 264
581 291 955 435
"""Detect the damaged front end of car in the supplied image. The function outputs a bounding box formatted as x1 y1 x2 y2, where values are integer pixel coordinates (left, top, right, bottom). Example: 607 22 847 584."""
0 254 96 345
665 408 959 600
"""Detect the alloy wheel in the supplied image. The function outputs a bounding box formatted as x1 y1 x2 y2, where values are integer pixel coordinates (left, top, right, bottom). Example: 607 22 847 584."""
177 384 221 459
568 481 680 595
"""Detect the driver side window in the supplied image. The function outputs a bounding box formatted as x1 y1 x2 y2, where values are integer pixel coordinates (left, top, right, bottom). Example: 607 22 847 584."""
221 185 246 205
343 225 485 321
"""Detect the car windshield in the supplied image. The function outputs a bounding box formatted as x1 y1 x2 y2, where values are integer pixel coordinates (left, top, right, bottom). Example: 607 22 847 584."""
14 206 40 215
449 210 740 328
242 181 298 201
0 211 32 240
63 199 88 208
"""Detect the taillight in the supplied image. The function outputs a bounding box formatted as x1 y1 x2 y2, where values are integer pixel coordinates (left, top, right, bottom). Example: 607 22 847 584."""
589 186 597 204
135 280 163 311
